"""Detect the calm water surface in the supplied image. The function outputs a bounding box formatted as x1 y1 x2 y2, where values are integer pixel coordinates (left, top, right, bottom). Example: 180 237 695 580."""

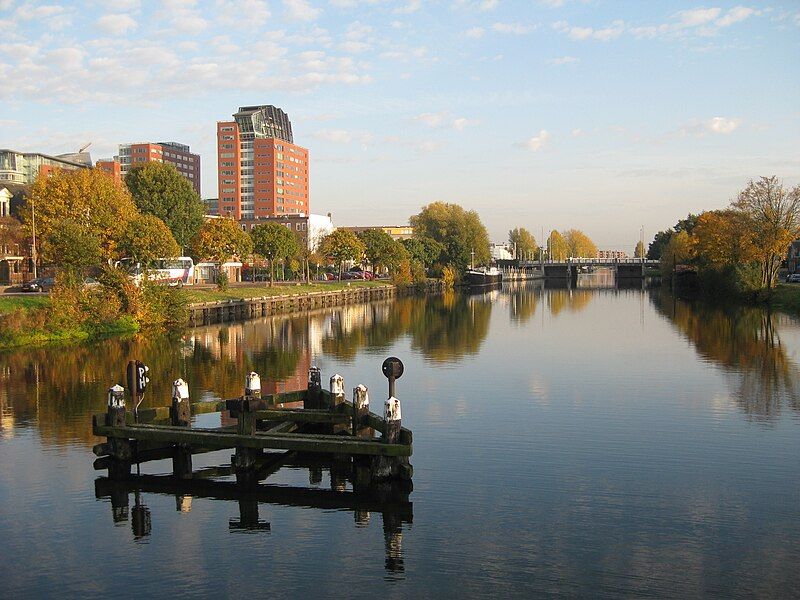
1 279 800 598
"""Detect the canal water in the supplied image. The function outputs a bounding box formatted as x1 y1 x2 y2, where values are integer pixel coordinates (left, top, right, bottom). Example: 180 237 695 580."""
1 280 799 598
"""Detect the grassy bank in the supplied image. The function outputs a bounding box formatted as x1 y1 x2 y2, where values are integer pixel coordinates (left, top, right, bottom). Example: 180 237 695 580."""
0 315 139 350
183 280 389 303
0 296 51 314
768 284 800 315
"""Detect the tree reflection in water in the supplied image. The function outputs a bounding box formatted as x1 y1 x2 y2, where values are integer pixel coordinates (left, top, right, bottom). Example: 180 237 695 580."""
0 293 496 446
652 290 800 422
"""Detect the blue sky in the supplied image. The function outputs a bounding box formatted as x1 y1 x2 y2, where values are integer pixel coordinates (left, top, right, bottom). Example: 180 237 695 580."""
1 0 798 249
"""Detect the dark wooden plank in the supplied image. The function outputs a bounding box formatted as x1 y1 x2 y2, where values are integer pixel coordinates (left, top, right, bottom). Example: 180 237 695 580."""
93 423 412 456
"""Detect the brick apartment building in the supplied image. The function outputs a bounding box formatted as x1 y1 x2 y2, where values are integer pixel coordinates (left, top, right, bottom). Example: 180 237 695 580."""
97 142 201 195
217 105 309 220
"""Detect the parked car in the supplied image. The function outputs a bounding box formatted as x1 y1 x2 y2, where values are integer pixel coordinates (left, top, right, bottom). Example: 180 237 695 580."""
786 273 800 283
21 277 55 293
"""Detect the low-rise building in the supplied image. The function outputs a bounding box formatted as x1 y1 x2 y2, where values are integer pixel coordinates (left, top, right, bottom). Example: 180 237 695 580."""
0 149 91 185
340 225 414 240
238 213 334 251
490 243 514 261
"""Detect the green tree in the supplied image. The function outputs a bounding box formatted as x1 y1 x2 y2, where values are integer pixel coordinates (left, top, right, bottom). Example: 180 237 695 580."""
410 202 490 270
547 230 568 261
124 162 205 250
402 236 445 268
190 218 253 263
508 227 538 260
358 229 408 274
41 219 101 276
564 229 597 258
21 168 137 260
647 229 672 260
634 240 646 258
119 214 180 265
320 229 365 278
250 222 299 286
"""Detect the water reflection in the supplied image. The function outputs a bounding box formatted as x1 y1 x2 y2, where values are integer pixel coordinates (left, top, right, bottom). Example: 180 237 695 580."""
652 290 800 422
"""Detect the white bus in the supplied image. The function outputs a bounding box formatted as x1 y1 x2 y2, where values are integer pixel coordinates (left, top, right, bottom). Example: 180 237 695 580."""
116 257 195 286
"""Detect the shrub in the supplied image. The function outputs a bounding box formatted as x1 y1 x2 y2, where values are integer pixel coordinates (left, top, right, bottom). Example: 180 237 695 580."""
392 259 413 286
442 265 458 288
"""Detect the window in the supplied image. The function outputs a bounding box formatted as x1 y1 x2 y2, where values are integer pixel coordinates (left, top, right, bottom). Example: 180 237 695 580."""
221 126 234 132
222 135 234 141
221 153 234 158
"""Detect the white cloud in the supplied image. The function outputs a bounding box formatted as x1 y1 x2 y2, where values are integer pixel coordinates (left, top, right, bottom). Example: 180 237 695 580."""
492 22 537 35
314 128 373 144
452 0 497 12
284 0 321 21
548 55 578 65
462 26 485 38
554 20 624 41
571 128 584 137
413 111 477 130
16 3 64 20
525 129 550 151
394 0 421 13
96 14 138 35
706 116 740 134
675 7 721 28
216 0 272 29
716 6 756 27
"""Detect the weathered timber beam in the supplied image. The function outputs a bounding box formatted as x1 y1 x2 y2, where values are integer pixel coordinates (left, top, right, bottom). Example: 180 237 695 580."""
93 423 412 457
93 446 220 470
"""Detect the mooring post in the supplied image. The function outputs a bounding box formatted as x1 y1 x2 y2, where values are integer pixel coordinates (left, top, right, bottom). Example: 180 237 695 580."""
233 372 260 483
170 378 192 479
353 384 369 436
307 366 321 409
106 384 132 480
330 374 344 410
384 396 402 446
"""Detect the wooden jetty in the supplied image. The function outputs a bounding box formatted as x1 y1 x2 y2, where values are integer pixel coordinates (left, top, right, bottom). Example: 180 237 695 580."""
92 357 413 486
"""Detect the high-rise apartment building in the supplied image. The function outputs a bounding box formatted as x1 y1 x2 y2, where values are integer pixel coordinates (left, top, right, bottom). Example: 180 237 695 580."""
103 142 201 194
217 105 309 220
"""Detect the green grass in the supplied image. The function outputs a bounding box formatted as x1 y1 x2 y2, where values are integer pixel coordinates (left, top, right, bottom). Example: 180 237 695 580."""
0 295 51 314
0 316 139 351
182 280 390 303
769 283 800 315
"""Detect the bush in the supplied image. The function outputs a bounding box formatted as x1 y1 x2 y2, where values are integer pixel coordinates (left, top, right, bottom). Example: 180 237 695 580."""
411 260 427 287
442 265 458 288
139 282 189 328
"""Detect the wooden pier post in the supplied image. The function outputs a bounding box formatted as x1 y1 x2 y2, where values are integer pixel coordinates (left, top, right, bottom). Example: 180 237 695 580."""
106 384 132 480
233 373 261 484
170 378 192 479
306 366 322 409
353 384 369 436
330 374 345 409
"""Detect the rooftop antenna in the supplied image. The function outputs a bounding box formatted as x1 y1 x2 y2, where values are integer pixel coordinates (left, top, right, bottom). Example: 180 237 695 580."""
79 142 92 153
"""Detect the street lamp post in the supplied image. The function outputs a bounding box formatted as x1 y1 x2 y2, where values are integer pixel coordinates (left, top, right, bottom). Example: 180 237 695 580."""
31 196 37 279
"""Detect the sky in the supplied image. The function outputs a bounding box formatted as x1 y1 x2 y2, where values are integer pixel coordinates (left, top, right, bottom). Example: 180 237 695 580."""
1 0 799 249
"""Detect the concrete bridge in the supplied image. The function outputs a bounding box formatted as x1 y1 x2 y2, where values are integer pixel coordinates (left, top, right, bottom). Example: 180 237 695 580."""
536 258 659 280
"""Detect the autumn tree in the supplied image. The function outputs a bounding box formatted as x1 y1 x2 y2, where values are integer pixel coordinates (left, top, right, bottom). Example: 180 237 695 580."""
119 214 181 265
508 227 538 260
647 229 672 260
319 229 365 278
41 219 102 277
660 230 693 275
21 168 137 260
190 218 253 263
547 230 568 261
124 162 205 250
564 229 597 258
732 176 800 290
250 222 299 286
634 240 646 258
410 202 490 270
